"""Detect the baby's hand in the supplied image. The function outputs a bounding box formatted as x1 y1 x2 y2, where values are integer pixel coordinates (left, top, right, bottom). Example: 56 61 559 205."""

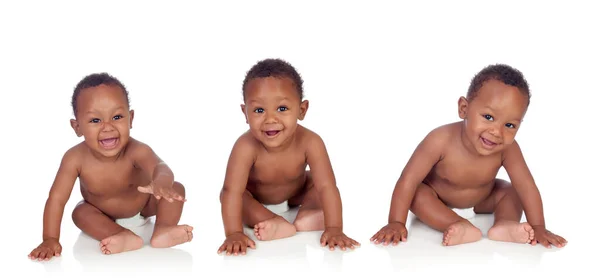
320 227 361 251
138 181 185 202
28 238 62 261
370 222 408 246
531 225 567 248
217 232 256 256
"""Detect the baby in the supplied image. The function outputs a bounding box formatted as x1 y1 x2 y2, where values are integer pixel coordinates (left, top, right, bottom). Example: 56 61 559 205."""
371 64 567 248
28 73 193 261
217 58 360 256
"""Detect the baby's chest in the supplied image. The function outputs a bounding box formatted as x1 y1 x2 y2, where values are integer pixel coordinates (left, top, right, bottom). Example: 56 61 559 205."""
435 154 502 187
252 152 307 183
79 163 142 195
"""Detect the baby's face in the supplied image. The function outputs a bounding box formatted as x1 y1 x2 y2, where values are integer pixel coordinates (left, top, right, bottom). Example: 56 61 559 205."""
460 79 528 156
242 77 307 149
71 84 133 158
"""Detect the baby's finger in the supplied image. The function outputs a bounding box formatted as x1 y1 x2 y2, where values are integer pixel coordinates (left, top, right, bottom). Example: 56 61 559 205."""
557 235 568 246
383 233 394 245
391 234 401 245
370 231 382 241
217 244 226 254
320 234 328 246
344 238 356 249
248 238 256 249
548 235 564 247
538 237 551 248
226 243 233 255
328 239 337 251
370 232 382 243
28 250 39 260
233 242 241 255
401 230 408 241
337 239 347 251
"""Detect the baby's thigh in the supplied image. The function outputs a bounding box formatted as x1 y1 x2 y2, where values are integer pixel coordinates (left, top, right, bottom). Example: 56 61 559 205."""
473 179 515 213
287 171 314 207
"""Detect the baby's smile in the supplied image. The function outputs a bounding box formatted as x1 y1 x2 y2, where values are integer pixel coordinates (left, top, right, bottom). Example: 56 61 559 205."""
99 137 119 149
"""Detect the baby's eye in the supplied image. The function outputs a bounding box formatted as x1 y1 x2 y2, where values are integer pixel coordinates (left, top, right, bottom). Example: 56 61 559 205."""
505 123 516 129
483 114 494 121
277 106 288 112
113 115 123 120
253 108 264 113
90 118 100 123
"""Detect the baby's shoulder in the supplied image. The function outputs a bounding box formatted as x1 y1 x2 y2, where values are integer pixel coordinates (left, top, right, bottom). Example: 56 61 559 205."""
232 131 261 154
295 125 323 146
60 142 86 168
423 122 457 145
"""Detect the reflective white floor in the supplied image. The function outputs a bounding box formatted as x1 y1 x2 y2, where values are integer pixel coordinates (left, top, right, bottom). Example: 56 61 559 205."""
14 202 592 277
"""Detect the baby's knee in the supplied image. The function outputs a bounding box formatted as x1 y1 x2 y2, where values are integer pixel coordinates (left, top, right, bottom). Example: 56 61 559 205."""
411 184 436 208
172 181 186 197
71 202 94 223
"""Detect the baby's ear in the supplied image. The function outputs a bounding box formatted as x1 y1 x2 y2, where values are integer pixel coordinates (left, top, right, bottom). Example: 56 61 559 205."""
70 119 82 137
129 110 135 128
240 104 248 123
298 100 309 120
458 97 468 119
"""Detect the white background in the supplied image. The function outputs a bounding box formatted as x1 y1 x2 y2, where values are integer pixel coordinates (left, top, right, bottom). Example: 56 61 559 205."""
1 0 598 277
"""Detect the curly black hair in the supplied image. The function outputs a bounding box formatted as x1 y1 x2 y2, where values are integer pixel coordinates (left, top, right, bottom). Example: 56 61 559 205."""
467 64 530 105
71 72 130 116
242 58 304 100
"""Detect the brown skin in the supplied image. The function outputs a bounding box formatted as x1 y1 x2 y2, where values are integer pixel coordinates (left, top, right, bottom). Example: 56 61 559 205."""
218 77 359 255
28 84 192 261
371 79 567 248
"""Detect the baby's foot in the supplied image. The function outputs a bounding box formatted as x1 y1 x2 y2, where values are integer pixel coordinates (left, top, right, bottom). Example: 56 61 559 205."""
253 216 297 241
442 221 482 246
99 229 144 255
150 225 194 248
488 221 534 244
294 209 325 231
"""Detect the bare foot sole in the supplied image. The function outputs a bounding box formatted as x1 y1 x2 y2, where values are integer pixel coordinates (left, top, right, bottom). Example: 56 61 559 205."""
442 221 482 246
150 224 194 248
100 230 144 255
294 208 325 231
254 216 297 241
488 221 534 244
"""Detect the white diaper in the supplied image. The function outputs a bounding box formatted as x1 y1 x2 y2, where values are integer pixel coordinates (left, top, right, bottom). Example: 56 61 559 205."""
115 213 150 228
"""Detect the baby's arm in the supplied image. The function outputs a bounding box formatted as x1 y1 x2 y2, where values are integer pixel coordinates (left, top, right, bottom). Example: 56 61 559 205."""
131 141 182 202
305 133 360 250
29 148 80 260
502 141 567 248
371 128 445 245
218 136 256 255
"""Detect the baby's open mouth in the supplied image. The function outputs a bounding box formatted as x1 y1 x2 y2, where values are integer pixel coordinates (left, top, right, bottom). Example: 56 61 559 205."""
265 130 280 137
99 138 119 149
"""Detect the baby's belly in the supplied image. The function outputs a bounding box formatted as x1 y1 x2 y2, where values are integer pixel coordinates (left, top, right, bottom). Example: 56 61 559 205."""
248 182 304 205
429 181 494 209
82 189 150 219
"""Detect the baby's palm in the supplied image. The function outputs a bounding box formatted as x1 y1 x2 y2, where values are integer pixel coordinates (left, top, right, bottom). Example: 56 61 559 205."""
138 181 185 202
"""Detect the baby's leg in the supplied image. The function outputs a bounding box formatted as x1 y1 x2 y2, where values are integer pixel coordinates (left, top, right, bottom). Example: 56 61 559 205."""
144 182 193 248
236 190 296 241
289 171 324 232
72 201 143 255
410 183 482 246
473 179 534 244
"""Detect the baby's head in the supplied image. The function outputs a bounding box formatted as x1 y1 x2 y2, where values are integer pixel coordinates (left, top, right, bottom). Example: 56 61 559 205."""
240 58 308 149
70 73 134 157
458 64 531 155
